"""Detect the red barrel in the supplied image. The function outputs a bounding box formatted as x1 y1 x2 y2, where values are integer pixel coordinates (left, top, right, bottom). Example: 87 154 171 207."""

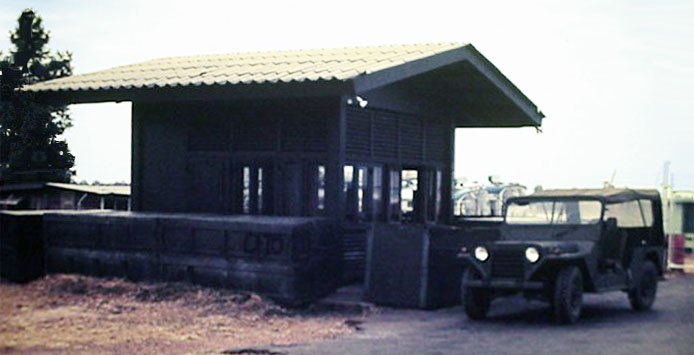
672 234 686 265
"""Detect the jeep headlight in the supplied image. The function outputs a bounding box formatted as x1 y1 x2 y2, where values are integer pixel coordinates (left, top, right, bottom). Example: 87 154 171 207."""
474 246 489 262
525 247 540 263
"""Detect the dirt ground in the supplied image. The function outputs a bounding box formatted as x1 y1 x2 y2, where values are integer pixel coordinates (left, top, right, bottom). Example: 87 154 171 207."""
0 275 364 354
290 273 694 355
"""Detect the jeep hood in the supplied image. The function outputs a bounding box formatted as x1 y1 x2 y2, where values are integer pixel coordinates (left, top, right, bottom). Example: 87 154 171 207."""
493 239 594 255
500 224 601 242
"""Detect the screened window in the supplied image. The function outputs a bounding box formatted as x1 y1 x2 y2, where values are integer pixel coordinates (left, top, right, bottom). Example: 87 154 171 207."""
240 165 266 215
257 168 263 212
317 165 326 211
344 166 354 194
357 167 366 213
683 203 694 233
242 167 250 214
401 169 418 215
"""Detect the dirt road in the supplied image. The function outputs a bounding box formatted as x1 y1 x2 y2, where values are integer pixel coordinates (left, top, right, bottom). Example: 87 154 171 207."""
288 275 694 355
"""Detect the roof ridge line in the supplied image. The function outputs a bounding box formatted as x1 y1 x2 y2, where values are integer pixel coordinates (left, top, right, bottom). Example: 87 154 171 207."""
134 42 468 63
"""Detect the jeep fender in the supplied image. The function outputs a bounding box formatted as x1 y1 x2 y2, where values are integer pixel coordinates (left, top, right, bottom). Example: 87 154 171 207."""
541 241 598 292
462 257 489 280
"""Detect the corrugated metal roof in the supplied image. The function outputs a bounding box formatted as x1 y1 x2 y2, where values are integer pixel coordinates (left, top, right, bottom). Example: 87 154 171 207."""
529 188 660 203
0 182 130 196
46 183 130 196
26 43 466 93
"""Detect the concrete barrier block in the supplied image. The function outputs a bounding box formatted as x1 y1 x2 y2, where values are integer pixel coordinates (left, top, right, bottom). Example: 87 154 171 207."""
0 211 45 282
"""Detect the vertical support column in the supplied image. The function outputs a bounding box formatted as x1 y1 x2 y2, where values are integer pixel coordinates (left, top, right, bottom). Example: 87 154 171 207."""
384 167 401 223
306 164 318 216
383 166 393 222
273 115 283 215
272 161 283 216
130 102 143 211
325 96 346 220
230 165 243 214
414 167 429 224
440 120 455 224
365 166 375 221
282 162 304 216
261 165 274 215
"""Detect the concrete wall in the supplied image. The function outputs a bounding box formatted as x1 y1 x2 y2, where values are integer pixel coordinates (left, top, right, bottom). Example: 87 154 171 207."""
365 222 501 309
0 211 45 282
40 212 341 305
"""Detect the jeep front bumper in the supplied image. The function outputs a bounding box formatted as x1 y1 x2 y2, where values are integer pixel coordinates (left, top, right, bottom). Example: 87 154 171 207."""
464 278 545 290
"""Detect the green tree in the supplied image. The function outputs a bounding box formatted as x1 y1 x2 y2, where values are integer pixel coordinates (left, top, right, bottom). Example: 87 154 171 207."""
0 9 74 183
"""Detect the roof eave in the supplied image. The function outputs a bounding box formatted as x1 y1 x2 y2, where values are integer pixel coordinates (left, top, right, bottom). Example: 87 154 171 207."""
351 44 544 126
31 79 355 105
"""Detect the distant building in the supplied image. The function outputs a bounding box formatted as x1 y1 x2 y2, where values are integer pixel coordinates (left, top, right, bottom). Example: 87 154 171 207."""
453 179 526 216
0 182 130 211
663 189 694 249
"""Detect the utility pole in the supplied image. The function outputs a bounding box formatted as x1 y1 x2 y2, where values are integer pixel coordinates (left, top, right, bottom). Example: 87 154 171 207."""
662 161 673 234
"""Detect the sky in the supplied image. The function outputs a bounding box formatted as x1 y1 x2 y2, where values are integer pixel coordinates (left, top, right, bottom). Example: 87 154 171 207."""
1 0 692 190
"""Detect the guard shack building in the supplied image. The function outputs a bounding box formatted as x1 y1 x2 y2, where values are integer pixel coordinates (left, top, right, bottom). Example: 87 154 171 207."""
24 43 544 305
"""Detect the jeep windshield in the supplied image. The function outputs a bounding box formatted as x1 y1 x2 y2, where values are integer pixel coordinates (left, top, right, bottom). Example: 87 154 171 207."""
505 199 603 225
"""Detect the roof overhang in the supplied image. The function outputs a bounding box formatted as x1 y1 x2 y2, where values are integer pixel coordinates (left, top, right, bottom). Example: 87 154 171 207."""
528 188 661 204
352 45 543 127
28 44 543 128
0 182 130 196
32 79 352 105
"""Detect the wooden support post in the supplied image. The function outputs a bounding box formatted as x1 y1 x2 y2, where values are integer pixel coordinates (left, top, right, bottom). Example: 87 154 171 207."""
230 165 243 214
325 96 346 219
440 120 456 223
131 103 142 211
415 168 429 224
383 166 393 222
365 166 375 221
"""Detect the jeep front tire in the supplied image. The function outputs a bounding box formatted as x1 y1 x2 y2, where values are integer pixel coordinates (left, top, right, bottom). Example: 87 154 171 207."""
461 267 491 320
553 266 583 324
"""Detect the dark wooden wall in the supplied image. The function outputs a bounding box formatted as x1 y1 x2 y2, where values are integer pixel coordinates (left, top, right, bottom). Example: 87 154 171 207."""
345 107 450 166
131 97 455 225
131 98 339 215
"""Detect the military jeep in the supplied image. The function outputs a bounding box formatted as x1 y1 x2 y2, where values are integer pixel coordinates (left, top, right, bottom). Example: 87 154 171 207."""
459 188 665 323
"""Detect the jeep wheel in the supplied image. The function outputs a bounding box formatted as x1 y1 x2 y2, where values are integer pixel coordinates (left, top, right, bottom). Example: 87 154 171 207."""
461 267 491 320
629 260 658 311
553 266 583 324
